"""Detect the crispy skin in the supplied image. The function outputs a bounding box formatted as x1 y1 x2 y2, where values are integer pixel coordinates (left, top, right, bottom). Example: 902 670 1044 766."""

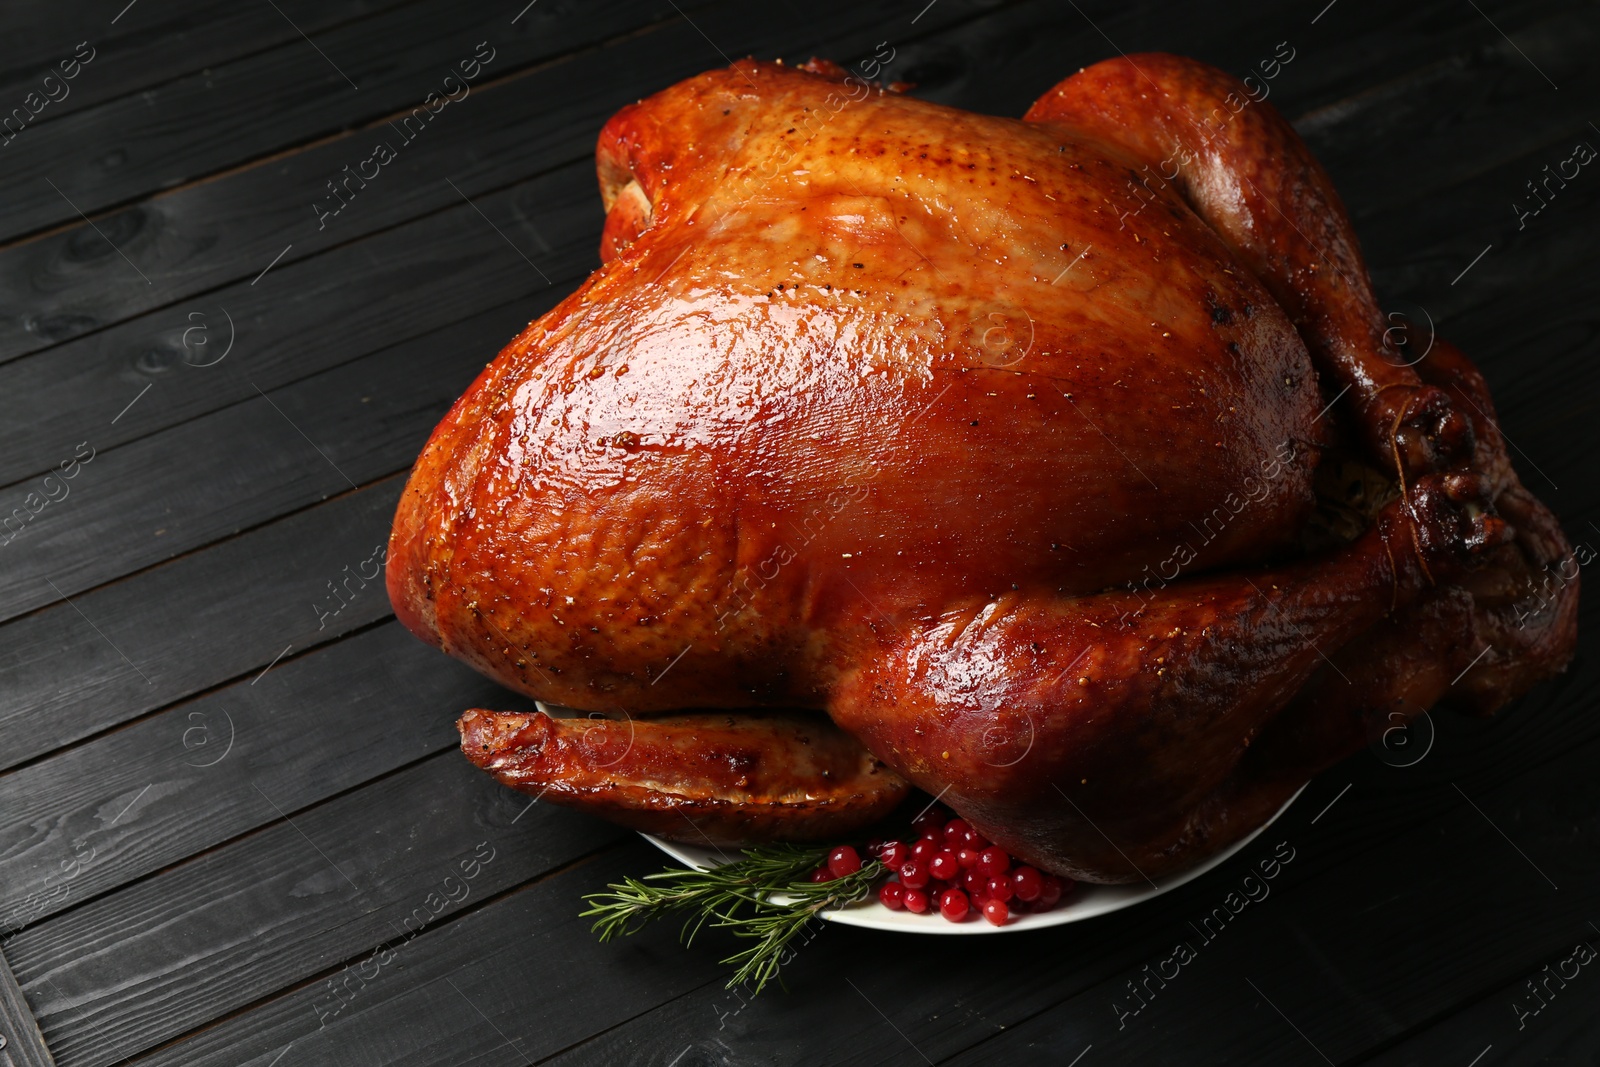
459 709 908 845
388 58 1324 710
391 55 1577 880
830 473 1514 882
1025 54 1475 476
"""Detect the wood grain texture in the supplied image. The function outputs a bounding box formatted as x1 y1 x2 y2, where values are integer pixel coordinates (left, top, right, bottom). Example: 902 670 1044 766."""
1361 932 1600 1065
0 622 532 933
0 20 629 362
0 0 1002 366
0 949 53 1067
123 844 727 1067
0 476 405 771
0 0 415 130
0 287 549 627
0 0 1594 1063
0 159 597 494
6 755 625 1067
0 0 683 243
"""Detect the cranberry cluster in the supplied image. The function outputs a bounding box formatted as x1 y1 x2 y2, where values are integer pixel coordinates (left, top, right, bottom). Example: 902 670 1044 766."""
809 806 1072 926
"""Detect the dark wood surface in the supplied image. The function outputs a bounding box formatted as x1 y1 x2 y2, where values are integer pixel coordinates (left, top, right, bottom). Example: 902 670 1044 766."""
1 1 1595 1064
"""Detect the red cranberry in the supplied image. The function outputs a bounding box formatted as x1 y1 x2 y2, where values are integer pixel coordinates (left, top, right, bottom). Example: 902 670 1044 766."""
982 898 1010 926
879 881 905 910
929 850 960 882
939 887 970 922
809 866 832 883
912 807 947 839
1011 866 1044 902
962 868 987 895
964 829 991 851
957 847 981 869
1038 874 1065 909
879 840 910 868
942 818 972 848
977 846 1011 878
827 845 862 878
911 838 938 862
902 887 930 914
898 860 930 890
987 876 1014 903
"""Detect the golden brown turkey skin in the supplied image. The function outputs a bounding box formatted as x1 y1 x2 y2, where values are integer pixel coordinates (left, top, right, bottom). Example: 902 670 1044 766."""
459 708 908 845
389 56 1577 880
389 58 1324 709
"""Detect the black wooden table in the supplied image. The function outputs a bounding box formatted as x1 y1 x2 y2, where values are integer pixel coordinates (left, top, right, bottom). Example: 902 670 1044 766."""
1 1 1594 1064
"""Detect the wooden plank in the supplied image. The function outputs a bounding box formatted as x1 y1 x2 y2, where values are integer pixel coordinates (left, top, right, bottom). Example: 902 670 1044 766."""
1354 132 1600 333
0 475 404 772
5 755 625 1067
0 240 566 628
0 1 1590 1065
1254 0 1583 118
0 0 997 252
0 0 416 128
1299 6 1597 220
0 76 595 365
0 949 53 1067
120 843 726 1067
0 621 533 935
895 0 1580 116
0 155 598 492
0 0 1002 363
539 975 948 1067
540 965 956 1067
0 25 618 362
1362 932 1600 1065
0 0 682 243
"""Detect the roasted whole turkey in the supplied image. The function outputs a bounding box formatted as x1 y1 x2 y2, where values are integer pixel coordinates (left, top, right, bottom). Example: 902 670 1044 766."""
387 53 1578 883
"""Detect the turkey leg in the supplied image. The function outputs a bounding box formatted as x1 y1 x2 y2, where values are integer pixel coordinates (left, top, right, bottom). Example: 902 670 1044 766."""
460 708 909 846
827 471 1504 882
1024 53 1475 480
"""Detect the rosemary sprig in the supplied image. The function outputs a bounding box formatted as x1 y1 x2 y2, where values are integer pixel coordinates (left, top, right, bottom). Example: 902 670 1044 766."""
581 843 884 994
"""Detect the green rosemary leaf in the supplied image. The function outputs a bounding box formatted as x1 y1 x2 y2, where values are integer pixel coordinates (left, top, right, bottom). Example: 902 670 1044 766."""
579 844 885 994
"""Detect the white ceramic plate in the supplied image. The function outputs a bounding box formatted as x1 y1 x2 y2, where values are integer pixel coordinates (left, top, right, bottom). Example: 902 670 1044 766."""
641 785 1304 934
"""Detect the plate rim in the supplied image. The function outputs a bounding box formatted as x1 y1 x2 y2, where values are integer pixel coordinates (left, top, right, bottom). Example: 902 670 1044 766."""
641 783 1306 934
